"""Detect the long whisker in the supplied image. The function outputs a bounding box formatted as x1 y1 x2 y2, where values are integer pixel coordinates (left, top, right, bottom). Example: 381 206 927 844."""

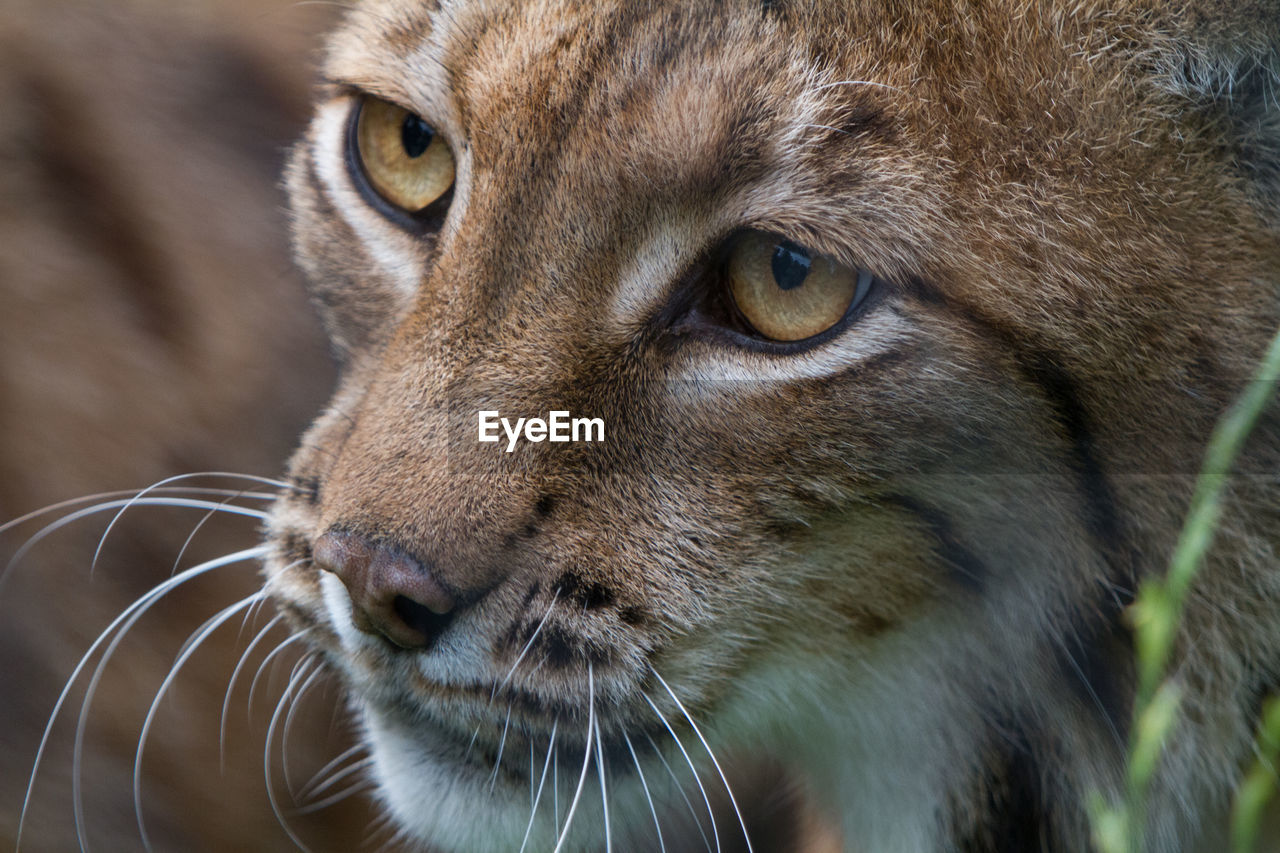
221 614 285 769
518 719 558 853
644 731 712 853
488 705 514 793
651 670 754 853
282 666 327 799
595 717 612 853
294 777 376 815
73 574 259 849
624 732 667 853
169 490 253 578
0 486 278 536
644 692 722 853
265 655 319 852
3 498 270 596
133 592 267 851
91 471 283 574
552 664 597 853
299 743 366 802
248 631 312 716
16 546 266 851
302 756 373 806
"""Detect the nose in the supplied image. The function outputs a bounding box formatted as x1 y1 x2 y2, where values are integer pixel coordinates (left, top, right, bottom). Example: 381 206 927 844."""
312 530 457 649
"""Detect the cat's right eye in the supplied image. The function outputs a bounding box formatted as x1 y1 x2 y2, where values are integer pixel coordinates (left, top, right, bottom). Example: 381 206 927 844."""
350 95 455 217
724 231 874 343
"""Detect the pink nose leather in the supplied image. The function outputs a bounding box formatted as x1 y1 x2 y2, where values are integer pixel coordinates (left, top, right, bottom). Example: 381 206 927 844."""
312 531 456 649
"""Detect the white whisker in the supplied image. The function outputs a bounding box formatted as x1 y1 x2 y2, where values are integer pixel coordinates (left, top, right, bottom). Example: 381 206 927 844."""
644 693 721 853
282 666 326 799
624 732 667 853
16 546 266 850
518 719 558 853
299 743 366 802
265 656 319 852
303 756 373 805
92 475 274 573
552 664 597 853
221 614 285 769
2 499 269 595
294 777 375 815
168 491 251 578
74 580 257 849
595 717 612 853
248 631 312 716
0 485 277 536
651 670 754 853
488 704 514 793
133 592 267 851
644 731 712 853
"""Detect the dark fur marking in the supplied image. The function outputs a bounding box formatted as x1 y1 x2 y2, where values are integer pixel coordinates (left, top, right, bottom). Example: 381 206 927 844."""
904 278 1138 737
883 494 987 592
535 494 557 517
556 570 616 610
535 626 577 668
498 584 548 650
290 475 322 505
956 722 1060 853
1010 355 1137 742
618 605 648 627
1054 598 1134 744
280 531 313 566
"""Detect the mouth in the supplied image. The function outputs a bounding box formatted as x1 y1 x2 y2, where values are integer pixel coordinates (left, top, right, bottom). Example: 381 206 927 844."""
355 661 669 794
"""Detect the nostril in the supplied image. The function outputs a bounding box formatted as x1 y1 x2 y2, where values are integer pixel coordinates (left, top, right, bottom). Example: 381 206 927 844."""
393 595 456 644
311 530 457 650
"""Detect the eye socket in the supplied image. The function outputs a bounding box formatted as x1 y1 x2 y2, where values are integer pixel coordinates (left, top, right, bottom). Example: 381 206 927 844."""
725 231 874 342
352 96 455 214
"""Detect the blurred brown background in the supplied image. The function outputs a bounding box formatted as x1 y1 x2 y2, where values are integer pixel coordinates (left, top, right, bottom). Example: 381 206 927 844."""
0 1 388 849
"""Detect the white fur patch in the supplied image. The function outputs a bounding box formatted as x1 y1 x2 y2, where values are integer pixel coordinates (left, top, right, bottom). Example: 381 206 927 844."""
312 99 427 298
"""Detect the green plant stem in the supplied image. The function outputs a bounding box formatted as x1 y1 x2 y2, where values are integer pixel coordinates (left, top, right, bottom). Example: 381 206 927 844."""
1121 324 1280 852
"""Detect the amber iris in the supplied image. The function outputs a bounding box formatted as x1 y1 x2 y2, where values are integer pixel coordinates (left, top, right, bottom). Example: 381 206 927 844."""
355 96 454 213
726 232 872 342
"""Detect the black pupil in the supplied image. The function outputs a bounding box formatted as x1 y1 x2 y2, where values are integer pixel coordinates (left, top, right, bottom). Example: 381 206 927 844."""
401 113 434 159
771 240 811 291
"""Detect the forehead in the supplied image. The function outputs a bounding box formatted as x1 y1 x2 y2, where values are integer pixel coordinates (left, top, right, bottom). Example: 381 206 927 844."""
322 0 889 191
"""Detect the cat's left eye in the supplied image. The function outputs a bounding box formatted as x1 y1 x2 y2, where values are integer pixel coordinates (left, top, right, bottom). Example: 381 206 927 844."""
350 96 454 216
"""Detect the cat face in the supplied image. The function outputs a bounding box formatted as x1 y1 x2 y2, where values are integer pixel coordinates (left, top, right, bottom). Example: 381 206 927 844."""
266 0 1280 849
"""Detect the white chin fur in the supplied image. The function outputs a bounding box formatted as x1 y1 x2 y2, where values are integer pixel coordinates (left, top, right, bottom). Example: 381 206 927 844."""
360 704 608 852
